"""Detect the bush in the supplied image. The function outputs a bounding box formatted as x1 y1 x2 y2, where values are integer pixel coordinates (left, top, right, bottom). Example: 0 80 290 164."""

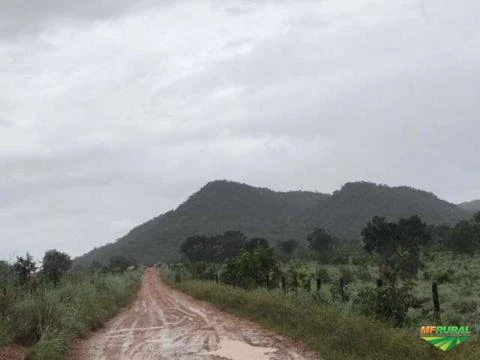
339 266 356 284
433 268 455 284
355 266 373 282
452 299 478 314
315 267 332 283
353 285 420 327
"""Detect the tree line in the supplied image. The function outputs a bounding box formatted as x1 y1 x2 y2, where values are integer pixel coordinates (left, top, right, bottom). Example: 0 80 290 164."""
177 211 480 326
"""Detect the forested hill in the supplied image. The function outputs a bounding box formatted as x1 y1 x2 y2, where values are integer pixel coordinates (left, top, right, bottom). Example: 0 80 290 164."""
75 180 470 266
458 200 480 213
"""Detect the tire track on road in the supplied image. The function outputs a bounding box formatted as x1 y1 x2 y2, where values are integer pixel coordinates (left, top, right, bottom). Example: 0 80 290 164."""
69 268 319 360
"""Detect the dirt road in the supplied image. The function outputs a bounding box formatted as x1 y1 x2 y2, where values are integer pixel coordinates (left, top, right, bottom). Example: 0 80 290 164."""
69 268 319 360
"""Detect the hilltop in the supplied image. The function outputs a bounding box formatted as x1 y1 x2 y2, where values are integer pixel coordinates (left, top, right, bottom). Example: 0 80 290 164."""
458 200 480 213
75 180 470 265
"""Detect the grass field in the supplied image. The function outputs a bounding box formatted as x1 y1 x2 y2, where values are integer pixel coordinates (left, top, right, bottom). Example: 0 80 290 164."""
0 270 141 360
171 278 480 360
166 251 480 360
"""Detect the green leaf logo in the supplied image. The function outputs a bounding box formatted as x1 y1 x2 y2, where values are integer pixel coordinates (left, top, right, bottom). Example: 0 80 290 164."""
421 336 471 351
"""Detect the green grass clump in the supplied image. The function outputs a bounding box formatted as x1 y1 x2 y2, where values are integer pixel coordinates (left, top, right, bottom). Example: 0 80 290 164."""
1 271 141 360
172 279 480 360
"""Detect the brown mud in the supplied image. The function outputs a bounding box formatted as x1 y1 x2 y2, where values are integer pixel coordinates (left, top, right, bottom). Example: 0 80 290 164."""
69 268 319 360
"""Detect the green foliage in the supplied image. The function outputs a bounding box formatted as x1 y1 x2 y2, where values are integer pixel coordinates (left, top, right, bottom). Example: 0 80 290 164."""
307 227 336 253
362 216 431 284
106 255 136 273
315 266 332 283
13 253 37 285
41 250 72 285
223 240 280 289
339 266 356 284
452 299 477 314
474 211 480 223
329 279 349 303
0 316 11 346
243 237 269 252
276 239 299 259
180 231 246 262
444 217 480 256
1 269 140 358
354 284 420 327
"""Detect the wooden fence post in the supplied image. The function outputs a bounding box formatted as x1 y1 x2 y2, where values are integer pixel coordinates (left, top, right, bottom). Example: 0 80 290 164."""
316 278 321 292
432 281 441 322
281 276 286 294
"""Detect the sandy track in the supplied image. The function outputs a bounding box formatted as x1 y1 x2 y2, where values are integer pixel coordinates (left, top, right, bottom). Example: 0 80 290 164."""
69 268 319 360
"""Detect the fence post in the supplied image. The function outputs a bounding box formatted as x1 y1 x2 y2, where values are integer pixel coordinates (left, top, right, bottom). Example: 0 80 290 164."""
281 276 286 294
316 278 321 292
340 278 346 303
432 281 441 322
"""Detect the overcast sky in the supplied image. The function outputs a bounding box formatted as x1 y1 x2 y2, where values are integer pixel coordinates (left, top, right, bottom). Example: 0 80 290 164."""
1 0 479 260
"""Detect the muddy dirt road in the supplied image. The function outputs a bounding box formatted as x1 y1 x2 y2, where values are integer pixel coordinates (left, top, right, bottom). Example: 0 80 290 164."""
69 268 319 360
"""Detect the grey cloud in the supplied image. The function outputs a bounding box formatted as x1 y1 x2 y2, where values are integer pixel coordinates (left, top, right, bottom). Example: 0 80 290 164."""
1 0 480 260
0 0 171 40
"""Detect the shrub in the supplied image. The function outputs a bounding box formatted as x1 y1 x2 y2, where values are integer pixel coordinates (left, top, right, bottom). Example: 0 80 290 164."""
453 299 478 314
339 266 356 284
353 285 420 327
315 267 332 283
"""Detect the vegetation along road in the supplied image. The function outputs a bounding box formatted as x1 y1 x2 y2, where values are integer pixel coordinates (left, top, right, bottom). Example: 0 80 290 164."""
69 268 318 360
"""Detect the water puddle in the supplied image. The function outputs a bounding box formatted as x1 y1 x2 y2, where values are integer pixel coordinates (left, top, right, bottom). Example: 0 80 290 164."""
206 338 278 360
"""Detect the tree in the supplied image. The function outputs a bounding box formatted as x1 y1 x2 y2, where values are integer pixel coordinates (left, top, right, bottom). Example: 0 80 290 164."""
244 238 269 252
307 228 338 262
216 231 246 260
0 261 11 284
223 246 279 289
473 211 480 224
107 255 136 273
277 239 299 259
361 216 431 284
42 250 72 284
13 253 37 285
445 220 480 256
209 231 246 261
428 224 452 247
181 231 247 263
180 235 215 262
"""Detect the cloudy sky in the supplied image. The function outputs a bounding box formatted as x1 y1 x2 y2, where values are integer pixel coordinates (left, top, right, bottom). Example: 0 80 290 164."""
1 0 479 260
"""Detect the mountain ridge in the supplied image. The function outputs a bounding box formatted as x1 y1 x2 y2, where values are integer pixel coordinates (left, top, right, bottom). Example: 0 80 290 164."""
74 180 470 266
458 199 480 213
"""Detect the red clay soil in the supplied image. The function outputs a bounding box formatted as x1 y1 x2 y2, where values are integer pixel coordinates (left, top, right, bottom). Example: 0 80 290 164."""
69 268 319 360
0 345 24 360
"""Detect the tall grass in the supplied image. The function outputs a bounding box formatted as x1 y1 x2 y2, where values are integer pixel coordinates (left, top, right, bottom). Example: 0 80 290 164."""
0 271 141 359
171 279 480 360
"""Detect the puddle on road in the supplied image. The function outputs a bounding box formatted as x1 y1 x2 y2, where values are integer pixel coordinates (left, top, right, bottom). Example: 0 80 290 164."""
206 338 278 360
